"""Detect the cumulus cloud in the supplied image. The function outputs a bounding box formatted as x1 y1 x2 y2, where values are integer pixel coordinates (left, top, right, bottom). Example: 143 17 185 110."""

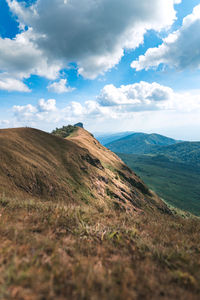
0 76 30 92
0 29 62 80
131 4 200 71
13 99 57 124
11 81 200 129
0 28 62 92
13 104 37 120
8 80 200 139
47 79 75 94
38 99 57 112
6 0 179 80
97 82 172 111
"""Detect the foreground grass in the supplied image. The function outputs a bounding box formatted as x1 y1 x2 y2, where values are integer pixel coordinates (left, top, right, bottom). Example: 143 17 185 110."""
0 197 200 300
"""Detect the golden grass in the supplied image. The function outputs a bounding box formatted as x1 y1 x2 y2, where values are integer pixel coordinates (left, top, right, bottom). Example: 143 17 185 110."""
0 196 200 300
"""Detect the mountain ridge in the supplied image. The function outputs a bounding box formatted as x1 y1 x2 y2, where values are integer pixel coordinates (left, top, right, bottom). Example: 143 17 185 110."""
0 126 169 213
95 131 135 145
105 132 180 154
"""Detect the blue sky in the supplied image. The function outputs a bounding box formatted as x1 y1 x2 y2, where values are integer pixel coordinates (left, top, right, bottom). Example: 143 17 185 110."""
0 0 200 140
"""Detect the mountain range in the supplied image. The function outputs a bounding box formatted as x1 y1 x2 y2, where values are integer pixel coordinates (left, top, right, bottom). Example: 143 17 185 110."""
104 132 181 154
99 132 200 215
95 131 135 145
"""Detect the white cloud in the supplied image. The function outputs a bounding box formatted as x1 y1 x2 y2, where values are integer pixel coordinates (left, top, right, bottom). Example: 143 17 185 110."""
13 104 37 121
11 81 200 130
97 82 172 110
131 4 200 71
7 0 179 79
0 120 10 128
0 76 30 92
0 29 62 79
0 28 62 92
96 82 200 115
47 79 75 94
13 99 59 123
38 99 57 112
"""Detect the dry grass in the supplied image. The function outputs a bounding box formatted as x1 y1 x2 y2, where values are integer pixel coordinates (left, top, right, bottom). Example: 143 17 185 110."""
0 127 199 299
0 127 169 214
0 196 200 300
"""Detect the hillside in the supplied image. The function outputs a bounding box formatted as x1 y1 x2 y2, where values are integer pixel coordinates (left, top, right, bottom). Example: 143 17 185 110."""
150 141 200 166
0 127 167 213
106 132 200 214
1 127 200 299
118 153 200 215
105 132 179 154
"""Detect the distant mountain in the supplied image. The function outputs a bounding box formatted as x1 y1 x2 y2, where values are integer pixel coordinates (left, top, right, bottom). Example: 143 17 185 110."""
151 141 200 166
106 132 180 154
95 131 135 145
105 131 200 166
106 132 200 214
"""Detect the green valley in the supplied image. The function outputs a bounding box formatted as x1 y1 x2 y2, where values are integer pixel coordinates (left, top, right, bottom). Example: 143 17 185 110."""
117 153 200 215
101 132 200 215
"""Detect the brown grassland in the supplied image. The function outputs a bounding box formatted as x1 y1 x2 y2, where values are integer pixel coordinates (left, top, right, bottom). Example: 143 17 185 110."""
0 127 200 299
0 196 200 300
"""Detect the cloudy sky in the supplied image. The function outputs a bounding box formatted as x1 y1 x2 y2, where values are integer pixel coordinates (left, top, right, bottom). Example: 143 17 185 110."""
0 0 200 140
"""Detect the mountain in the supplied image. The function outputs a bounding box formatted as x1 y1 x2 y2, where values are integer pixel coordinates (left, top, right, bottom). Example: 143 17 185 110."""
1 126 200 299
118 153 200 215
105 131 200 166
106 132 200 214
105 132 180 154
0 126 167 213
150 141 200 166
95 131 135 145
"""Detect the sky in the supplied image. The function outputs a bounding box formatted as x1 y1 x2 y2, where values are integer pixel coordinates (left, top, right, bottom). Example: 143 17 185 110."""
0 0 200 140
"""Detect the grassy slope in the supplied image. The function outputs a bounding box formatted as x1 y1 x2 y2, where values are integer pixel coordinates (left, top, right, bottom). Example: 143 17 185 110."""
0 127 168 213
0 127 92 201
118 153 200 215
1 127 200 299
0 196 200 300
